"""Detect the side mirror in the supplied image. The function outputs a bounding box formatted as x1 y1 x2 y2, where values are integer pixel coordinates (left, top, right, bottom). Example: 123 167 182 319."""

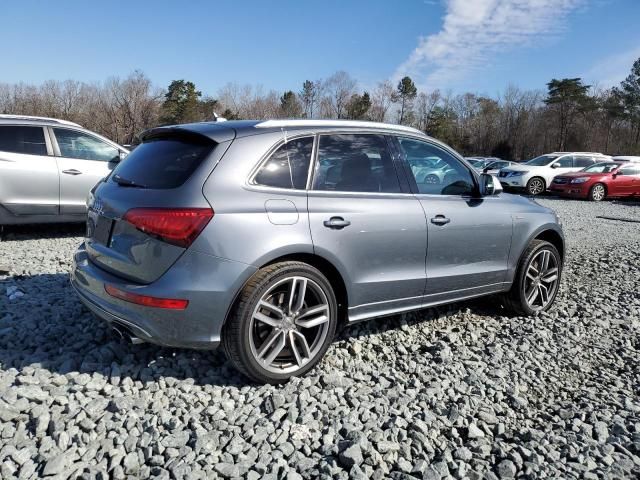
479 173 503 196
551 163 559 169
119 151 128 161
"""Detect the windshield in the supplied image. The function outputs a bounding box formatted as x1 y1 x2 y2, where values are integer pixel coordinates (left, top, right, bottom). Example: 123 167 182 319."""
582 162 619 173
525 154 559 166
485 161 506 170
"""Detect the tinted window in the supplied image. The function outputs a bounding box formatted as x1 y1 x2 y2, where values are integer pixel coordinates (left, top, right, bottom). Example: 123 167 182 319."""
554 156 573 168
0 125 47 155
110 135 214 189
398 137 475 195
53 128 119 162
574 156 594 168
313 134 401 193
254 137 313 189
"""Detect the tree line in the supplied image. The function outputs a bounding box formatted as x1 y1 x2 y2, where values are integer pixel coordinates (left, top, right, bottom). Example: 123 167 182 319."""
1 58 640 159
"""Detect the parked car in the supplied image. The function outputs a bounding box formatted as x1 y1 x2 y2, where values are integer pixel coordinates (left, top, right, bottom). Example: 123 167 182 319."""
498 152 611 195
0 115 128 225
71 119 564 383
466 157 493 171
612 155 640 163
550 161 640 201
482 160 517 175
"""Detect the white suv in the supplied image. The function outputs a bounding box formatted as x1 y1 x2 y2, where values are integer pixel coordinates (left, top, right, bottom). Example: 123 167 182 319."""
498 152 612 195
0 115 128 225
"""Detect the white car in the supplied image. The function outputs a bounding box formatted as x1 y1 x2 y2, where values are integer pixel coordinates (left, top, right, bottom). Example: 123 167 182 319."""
613 156 640 163
498 152 612 195
0 115 128 225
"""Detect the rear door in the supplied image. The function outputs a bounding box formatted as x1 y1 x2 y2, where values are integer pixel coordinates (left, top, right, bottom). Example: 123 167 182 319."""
0 125 59 216
307 133 427 321
394 136 512 304
50 127 121 215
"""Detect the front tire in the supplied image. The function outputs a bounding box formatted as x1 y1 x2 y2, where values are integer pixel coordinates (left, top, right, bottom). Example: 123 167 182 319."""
504 240 562 316
222 261 338 384
526 177 546 196
588 183 606 201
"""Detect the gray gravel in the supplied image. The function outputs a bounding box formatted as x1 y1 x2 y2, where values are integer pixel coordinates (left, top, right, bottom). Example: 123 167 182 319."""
0 197 639 479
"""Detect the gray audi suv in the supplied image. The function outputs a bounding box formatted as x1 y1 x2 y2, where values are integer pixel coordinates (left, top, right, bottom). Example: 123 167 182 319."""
71 120 564 383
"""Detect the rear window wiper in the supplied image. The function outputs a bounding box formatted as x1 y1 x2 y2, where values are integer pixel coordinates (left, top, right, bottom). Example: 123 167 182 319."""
112 174 148 189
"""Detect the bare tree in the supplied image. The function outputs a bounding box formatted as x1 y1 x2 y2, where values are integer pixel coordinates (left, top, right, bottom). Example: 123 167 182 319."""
321 71 356 119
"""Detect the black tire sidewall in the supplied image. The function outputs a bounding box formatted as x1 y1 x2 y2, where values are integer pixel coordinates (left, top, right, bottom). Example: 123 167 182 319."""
230 262 338 383
526 177 545 196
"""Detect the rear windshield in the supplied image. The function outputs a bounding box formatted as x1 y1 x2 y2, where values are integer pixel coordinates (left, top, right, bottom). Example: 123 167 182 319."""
110 135 214 189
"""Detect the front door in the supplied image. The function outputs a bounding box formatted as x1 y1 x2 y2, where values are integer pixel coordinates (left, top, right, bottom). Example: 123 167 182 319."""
307 133 427 322
51 127 120 215
394 136 513 305
611 164 640 196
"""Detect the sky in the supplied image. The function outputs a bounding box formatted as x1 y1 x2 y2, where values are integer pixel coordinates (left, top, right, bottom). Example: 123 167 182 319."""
2 0 640 97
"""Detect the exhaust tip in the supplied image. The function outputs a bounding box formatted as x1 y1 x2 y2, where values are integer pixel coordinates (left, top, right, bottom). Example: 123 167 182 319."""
111 323 144 345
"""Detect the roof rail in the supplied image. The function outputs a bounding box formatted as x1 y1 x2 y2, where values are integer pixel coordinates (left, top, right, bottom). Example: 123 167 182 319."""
0 114 82 128
255 119 425 135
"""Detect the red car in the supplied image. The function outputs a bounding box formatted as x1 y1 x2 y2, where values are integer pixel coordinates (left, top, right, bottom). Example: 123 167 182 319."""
550 161 640 201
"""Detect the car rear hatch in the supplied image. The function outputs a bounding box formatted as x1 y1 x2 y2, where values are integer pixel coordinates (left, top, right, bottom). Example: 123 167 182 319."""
85 126 234 284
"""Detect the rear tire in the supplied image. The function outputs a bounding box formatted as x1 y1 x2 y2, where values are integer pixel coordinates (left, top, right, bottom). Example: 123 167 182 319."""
526 177 545 196
588 183 606 201
503 240 562 316
222 261 337 384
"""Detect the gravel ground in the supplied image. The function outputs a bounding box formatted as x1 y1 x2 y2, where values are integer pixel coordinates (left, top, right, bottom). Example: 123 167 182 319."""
0 197 639 479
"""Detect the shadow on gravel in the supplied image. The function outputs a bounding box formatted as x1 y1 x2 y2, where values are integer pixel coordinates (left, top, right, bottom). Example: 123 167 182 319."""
0 223 85 241
1 269 506 387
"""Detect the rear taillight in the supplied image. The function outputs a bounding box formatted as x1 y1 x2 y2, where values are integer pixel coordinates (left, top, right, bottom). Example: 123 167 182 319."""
123 208 213 248
105 284 188 309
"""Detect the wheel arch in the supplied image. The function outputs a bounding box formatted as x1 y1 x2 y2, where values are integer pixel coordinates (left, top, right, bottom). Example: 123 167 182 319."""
222 252 350 328
261 253 349 324
533 228 565 262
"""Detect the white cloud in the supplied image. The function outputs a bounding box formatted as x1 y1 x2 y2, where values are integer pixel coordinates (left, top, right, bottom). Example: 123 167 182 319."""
582 45 640 88
394 0 585 90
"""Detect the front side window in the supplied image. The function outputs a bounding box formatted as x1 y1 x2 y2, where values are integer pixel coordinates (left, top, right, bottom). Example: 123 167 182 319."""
0 125 47 155
554 156 573 168
583 162 619 173
397 137 475 195
312 134 401 193
254 137 313 189
618 165 640 176
53 128 119 162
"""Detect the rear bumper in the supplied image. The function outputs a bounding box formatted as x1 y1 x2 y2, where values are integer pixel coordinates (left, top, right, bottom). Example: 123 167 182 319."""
71 243 257 350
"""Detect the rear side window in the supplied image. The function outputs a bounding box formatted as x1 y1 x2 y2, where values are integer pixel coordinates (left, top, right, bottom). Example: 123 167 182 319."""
254 136 313 189
111 135 214 189
0 125 47 155
312 134 401 193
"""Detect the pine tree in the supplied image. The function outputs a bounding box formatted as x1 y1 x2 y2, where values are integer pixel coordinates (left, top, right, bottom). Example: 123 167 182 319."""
396 76 417 124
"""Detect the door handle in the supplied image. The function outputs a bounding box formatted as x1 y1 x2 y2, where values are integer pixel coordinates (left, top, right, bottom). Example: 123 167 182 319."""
62 169 82 175
323 217 351 229
430 215 450 226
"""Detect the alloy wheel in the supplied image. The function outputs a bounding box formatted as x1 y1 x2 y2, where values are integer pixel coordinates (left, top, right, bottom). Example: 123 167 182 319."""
591 184 605 201
523 249 559 310
528 178 544 195
424 174 440 184
249 276 331 374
